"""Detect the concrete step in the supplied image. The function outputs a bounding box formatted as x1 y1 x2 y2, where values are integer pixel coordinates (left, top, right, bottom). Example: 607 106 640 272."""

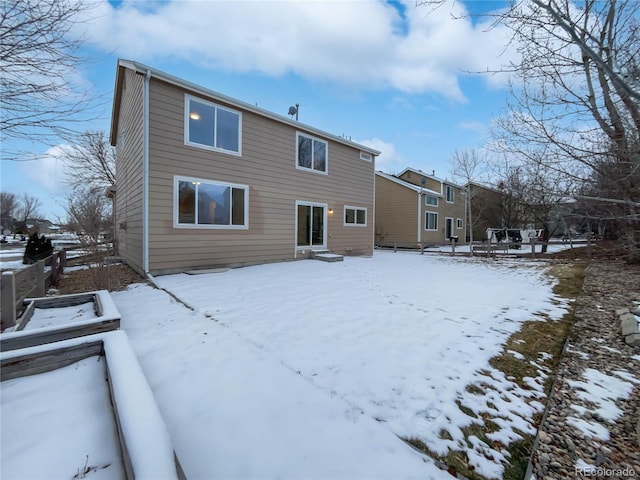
311 251 344 262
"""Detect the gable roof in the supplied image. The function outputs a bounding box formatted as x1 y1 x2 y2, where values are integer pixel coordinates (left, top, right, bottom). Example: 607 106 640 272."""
109 59 381 156
375 171 442 197
397 167 463 188
465 181 502 194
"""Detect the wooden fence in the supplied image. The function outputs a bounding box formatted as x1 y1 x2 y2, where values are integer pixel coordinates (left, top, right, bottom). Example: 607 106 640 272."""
0 251 66 331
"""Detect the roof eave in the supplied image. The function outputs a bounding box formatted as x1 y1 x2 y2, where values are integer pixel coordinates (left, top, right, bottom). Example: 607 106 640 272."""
112 59 381 156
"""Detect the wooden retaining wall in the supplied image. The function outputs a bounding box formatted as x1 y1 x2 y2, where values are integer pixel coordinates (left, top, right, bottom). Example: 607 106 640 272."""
0 251 66 331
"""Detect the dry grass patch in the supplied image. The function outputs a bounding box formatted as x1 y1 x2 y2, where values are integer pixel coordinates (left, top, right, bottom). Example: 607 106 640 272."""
407 261 587 480
55 263 146 295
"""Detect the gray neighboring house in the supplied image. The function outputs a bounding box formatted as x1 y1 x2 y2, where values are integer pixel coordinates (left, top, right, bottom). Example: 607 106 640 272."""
109 59 379 275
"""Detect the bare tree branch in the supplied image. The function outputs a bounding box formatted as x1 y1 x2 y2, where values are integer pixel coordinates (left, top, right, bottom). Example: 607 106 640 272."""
0 0 101 158
62 131 116 191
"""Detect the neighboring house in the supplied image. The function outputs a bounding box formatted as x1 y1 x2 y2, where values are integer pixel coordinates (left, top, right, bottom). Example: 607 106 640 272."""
109 59 379 275
466 182 505 241
375 168 466 247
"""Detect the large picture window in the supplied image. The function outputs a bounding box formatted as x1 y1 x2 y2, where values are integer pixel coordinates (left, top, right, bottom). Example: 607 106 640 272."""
175 176 248 229
296 132 327 174
344 206 367 226
185 95 241 154
425 211 438 231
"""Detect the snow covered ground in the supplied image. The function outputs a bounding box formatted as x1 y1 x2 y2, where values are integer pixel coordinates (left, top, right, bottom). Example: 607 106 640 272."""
1 356 124 479
1 250 581 479
104 251 568 479
24 302 97 330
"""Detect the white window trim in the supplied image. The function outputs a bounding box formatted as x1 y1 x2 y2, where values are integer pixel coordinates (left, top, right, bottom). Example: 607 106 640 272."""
424 195 439 207
295 132 329 175
445 185 455 203
294 200 328 250
173 175 249 229
184 94 242 156
425 211 438 231
360 151 372 162
343 205 367 227
457 218 463 229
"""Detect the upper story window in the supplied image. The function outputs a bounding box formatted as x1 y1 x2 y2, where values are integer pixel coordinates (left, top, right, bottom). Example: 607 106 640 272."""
296 132 327 174
175 176 248 229
185 95 241 155
425 195 438 206
360 151 372 162
344 206 367 226
445 185 455 203
457 218 463 229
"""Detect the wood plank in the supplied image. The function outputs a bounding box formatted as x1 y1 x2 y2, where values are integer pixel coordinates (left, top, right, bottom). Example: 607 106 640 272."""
24 293 96 310
0 319 120 352
0 341 104 381
105 362 135 480
13 301 35 332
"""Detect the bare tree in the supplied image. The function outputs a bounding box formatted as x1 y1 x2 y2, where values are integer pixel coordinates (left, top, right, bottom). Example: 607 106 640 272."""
491 0 639 259
420 0 639 259
16 193 41 223
62 131 116 191
64 185 114 289
0 0 98 158
496 156 575 252
450 148 489 248
0 192 18 232
64 187 109 243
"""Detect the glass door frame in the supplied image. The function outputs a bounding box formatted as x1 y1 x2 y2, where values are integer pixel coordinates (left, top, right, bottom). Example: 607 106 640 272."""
445 217 454 240
295 200 328 252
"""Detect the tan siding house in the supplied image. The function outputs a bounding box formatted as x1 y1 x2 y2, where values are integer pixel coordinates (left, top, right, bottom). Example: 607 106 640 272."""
375 169 466 247
110 60 378 275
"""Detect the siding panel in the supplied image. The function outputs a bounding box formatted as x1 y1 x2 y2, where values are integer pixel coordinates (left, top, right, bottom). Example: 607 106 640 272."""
374 175 419 247
144 77 374 274
114 69 145 274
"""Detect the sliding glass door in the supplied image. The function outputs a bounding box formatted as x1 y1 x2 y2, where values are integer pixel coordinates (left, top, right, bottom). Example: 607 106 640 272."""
296 202 326 249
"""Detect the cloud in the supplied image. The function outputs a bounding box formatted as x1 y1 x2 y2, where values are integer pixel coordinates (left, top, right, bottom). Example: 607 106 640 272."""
79 0 516 101
357 137 403 171
458 121 487 135
19 145 72 195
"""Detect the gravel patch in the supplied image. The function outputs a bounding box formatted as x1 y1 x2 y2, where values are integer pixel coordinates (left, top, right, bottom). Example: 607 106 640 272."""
530 260 640 479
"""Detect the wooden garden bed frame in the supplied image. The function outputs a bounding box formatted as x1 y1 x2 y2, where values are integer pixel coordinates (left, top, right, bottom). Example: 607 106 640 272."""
0 290 121 351
1 331 185 479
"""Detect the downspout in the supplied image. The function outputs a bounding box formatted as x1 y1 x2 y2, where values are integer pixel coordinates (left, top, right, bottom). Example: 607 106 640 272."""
143 69 150 275
372 166 376 251
417 188 423 245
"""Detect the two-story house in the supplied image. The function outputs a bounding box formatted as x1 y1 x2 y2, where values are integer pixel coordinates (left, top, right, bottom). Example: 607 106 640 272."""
375 168 466 247
109 59 379 275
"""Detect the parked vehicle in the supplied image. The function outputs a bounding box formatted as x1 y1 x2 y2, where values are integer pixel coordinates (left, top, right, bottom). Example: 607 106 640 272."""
486 228 527 249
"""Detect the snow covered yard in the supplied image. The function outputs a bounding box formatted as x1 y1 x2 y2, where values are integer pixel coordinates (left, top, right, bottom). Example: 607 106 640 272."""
109 250 571 479
1 356 124 479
